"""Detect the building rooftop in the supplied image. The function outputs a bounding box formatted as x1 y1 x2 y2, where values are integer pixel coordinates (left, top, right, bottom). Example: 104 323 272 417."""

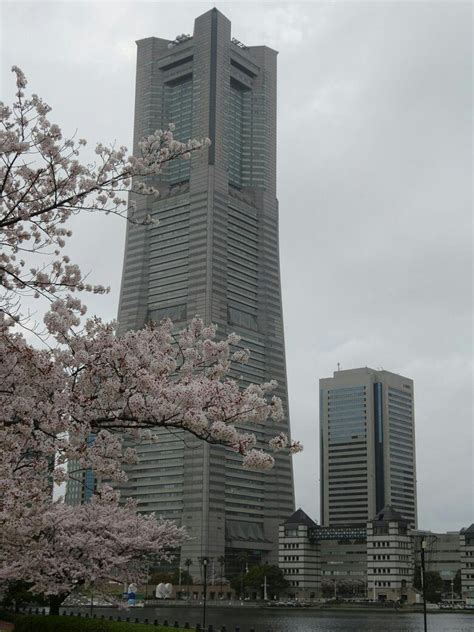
328 366 411 381
372 505 410 525
284 508 318 529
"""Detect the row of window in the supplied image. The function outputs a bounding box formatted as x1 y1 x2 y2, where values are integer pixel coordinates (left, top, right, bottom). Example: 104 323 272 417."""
328 459 368 468
388 408 413 430
390 438 414 454
388 398 412 412
328 387 366 396
329 492 367 499
228 306 258 331
392 481 415 499
371 541 410 549
389 413 413 426
329 418 366 428
389 386 412 397
329 435 367 444
389 415 413 428
388 398 412 411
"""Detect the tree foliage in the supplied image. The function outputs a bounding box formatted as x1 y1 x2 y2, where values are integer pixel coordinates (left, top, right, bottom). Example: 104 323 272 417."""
1 580 47 613
230 564 288 599
414 564 443 603
453 569 462 595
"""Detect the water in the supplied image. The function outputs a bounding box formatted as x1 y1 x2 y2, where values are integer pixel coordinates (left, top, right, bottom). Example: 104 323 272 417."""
74 605 473 632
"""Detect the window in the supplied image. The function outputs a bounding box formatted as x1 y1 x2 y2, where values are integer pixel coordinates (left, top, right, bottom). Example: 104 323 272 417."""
149 304 187 323
228 306 258 331
164 77 192 184
374 527 389 535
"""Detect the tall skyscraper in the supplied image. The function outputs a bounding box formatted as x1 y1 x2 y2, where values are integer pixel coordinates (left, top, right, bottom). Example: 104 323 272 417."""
116 8 295 572
319 368 417 528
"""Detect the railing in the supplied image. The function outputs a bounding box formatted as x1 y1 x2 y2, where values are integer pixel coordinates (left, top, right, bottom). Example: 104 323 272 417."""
21 607 264 632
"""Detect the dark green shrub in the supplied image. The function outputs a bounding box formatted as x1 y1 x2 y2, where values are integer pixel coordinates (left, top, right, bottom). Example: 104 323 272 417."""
0 608 17 622
1 580 48 612
14 614 185 632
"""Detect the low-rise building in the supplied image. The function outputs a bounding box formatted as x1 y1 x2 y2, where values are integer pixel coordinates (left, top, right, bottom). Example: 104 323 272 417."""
278 507 471 604
413 529 461 596
278 509 320 600
460 524 474 602
319 538 367 597
367 506 415 603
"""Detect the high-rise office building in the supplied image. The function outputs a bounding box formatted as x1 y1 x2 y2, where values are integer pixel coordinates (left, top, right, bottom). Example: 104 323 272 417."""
319 368 417 528
116 8 295 572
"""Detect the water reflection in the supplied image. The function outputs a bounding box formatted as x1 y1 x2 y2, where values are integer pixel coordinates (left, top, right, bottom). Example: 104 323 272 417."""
77 605 473 632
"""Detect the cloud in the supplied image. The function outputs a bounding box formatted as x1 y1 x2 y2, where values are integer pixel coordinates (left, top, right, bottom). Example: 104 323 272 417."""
1 0 471 533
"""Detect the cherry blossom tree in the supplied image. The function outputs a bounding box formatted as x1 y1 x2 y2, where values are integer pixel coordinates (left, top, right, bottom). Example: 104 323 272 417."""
0 487 187 614
0 67 302 605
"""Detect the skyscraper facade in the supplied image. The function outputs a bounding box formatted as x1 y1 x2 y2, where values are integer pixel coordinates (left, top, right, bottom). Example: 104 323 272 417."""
116 8 295 572
319 368 418 528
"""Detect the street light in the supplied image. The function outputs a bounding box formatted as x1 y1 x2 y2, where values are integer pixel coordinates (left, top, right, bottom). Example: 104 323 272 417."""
201 557 209 630
421 538 428 632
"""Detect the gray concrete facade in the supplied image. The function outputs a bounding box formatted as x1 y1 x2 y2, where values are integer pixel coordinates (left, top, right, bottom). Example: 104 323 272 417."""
116 9 294 575
320 368 418 528
413 530 462 580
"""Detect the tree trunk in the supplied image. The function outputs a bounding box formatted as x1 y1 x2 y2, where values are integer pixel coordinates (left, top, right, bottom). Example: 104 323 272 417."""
48 594 65 616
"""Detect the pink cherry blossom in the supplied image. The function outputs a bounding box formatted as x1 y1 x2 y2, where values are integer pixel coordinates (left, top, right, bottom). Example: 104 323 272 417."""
0 489 186 613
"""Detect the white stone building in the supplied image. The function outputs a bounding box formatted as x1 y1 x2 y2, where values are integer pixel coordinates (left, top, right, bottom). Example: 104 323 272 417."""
367 506 415 603
278 509 320 600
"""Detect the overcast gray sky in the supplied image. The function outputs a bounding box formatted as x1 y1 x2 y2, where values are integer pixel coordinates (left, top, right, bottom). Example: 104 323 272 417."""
1 0 472 532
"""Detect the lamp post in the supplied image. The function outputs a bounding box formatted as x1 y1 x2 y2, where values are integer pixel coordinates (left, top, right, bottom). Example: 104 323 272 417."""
421 538 428 632
202 557 209 630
